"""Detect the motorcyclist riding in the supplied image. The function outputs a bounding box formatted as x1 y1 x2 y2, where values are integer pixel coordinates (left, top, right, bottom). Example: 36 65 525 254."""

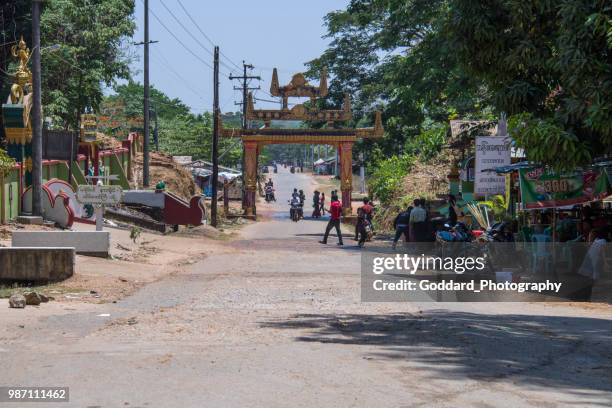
265 184 276 202
289 195 302 221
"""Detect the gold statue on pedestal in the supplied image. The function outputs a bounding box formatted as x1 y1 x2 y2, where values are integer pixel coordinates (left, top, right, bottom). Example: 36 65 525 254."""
3 36 33 145
10 36 33 104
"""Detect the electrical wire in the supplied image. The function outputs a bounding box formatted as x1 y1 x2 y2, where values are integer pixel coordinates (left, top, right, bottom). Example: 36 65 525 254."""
157 0 233 77
150 51 211 106
145 1 215 72
175 0 241 73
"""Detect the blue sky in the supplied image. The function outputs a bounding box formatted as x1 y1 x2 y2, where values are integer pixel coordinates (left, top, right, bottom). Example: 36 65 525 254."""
129 0 349 114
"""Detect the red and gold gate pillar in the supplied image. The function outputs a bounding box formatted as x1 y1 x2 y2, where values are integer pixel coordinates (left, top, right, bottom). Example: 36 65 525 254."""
243 141 258 217
339 142 353 215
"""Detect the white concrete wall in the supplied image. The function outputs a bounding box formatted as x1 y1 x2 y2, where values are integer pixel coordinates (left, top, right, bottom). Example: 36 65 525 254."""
12 231 110 257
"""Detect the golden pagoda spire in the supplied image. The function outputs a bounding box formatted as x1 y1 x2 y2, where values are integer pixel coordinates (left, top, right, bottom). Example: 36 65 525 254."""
343 93 351 113
270 68 280 96
320 67 328 97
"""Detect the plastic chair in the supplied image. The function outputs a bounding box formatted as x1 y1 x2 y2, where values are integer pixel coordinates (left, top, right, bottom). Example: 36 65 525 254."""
531 234 552 276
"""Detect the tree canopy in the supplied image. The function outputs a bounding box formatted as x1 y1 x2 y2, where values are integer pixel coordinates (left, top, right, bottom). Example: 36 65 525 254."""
312 0 612 170
41 0 135 129
103 82 242 168
448 0 612 169
1 0 135 131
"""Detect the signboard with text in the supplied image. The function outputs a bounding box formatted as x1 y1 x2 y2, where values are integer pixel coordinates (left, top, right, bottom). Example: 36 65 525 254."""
76 185 123 206
518 168 610 209
474 136 511 196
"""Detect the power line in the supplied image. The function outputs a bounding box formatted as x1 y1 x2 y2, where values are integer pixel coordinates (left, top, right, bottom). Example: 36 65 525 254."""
144 0 215 72
150 50 210 104
157 0 232 77
158 0 212 55
175 0 241 72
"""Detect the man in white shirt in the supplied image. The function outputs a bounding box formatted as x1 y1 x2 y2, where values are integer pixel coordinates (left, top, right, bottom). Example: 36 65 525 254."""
409 199 428 241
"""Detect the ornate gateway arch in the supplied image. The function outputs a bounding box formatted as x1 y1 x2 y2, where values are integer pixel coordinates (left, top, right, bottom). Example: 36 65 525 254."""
220 68 383 217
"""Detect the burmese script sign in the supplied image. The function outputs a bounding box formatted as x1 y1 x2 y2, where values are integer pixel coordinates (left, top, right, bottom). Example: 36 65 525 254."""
518 168 610 209
474 136 511 196
76 185 123 205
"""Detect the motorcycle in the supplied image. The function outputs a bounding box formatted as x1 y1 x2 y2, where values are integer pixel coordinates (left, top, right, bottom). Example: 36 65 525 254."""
478 221 514 242
289 201 302 222
364 219 374 241
436 222 472 243
265 188 276 202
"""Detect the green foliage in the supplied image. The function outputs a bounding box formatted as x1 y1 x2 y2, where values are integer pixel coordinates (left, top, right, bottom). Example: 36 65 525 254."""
480 195 511 223
447 0 612 167
309 0 490 158
158 114 212 161
404 122 448 161
108 81 190 120
103 83 242 168
0 149 16 176
129 226 141 244
40 0 136 129
368 154 414 204
509 113 592 171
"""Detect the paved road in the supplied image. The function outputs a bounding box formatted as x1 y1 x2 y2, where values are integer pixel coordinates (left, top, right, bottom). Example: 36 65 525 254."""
2 167 612 407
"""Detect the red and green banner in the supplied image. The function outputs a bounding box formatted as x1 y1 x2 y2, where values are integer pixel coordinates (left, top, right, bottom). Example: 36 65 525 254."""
519 168 610 209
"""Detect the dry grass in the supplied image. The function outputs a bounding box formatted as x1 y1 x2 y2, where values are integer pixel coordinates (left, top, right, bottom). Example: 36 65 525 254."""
374 150 459 231
132 152 200 200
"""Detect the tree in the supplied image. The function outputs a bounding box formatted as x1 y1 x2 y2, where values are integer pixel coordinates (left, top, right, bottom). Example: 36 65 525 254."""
308 0 491 159
40 0 135 129
108 81 191 120
447 0 612 169
103 83 243 168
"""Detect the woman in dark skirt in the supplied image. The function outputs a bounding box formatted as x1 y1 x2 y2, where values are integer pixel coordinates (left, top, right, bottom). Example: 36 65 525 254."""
312 191 321 218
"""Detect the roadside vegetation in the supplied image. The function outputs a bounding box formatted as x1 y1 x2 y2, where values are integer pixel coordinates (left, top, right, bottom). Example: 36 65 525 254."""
308 0 611 208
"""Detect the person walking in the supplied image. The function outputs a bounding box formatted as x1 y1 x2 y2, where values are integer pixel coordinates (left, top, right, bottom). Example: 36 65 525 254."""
392 205 413 249
356 201 374 248
354 198 374 241
320 194 344 246
312 191 321 218
320 192 326 215
409 199 428 242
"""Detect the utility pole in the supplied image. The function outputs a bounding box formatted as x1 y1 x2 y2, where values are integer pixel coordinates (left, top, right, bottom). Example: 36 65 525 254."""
143 0 150 187
229 62 261 129
211 46 220 227
31 0 42 216
229 62 260 209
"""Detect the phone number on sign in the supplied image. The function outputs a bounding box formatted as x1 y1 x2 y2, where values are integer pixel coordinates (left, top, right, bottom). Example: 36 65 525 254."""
1 387 68 402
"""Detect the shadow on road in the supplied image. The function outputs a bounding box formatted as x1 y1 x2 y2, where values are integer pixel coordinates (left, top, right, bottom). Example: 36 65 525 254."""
260 310 612 404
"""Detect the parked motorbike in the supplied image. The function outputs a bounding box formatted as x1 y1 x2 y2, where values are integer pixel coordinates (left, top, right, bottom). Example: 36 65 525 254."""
436 222 472 243
479 221 514 242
